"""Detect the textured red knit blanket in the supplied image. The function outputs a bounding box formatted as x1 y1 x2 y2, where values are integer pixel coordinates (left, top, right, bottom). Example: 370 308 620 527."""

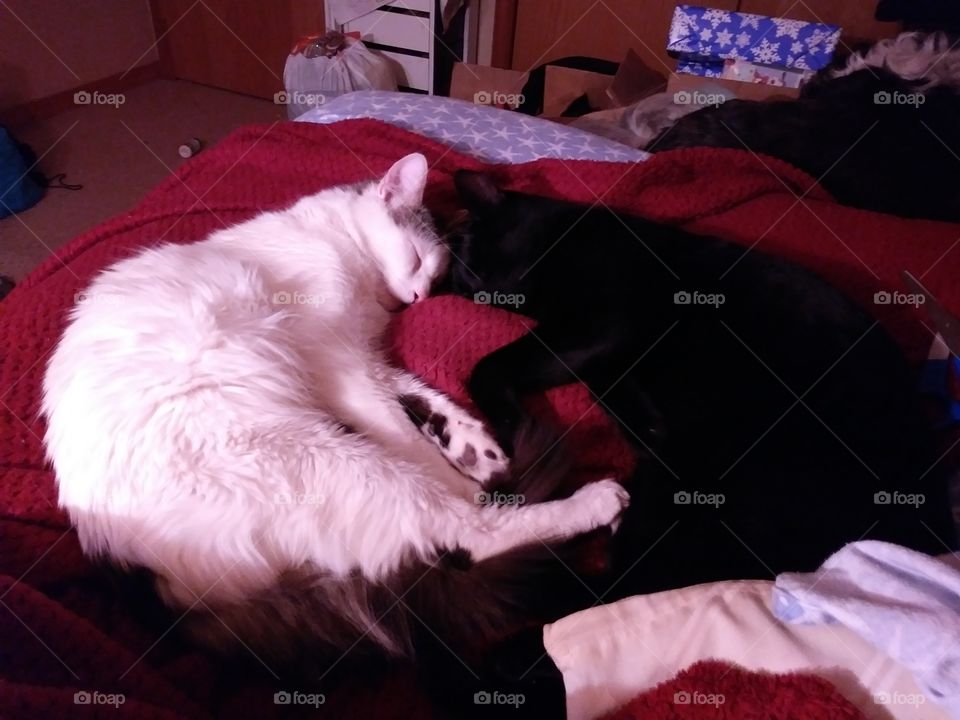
1 119 957 719
602 660 868 720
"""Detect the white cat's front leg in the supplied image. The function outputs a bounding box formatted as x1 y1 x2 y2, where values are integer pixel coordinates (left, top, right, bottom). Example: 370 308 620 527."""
451 478 630 560
393 373 509 486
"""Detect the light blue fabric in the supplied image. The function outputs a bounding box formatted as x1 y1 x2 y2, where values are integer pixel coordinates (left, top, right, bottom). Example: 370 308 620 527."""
296 91 648 165
774 541 960 716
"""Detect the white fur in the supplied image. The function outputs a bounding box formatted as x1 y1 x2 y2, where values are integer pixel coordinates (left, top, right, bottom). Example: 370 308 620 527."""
42 153 628 616
830 31 960 89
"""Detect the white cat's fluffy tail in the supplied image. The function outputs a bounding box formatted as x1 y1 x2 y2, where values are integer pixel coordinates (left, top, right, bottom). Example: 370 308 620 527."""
175 421 600 672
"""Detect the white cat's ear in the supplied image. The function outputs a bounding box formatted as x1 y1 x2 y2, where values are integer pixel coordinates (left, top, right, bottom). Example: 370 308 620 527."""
378 153 429 210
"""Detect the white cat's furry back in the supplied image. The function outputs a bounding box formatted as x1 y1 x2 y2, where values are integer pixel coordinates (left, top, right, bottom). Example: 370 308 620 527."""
42 154 628 662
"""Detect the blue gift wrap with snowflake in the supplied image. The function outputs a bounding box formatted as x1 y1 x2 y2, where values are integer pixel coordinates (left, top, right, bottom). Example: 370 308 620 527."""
667 5 841 86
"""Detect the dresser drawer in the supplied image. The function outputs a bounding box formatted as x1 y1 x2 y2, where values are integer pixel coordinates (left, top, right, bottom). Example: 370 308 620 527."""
343 7 432 53
379 49 431 91
391 0 432 12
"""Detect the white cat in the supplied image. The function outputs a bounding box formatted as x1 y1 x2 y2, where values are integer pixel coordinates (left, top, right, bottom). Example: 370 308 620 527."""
42 153 629 661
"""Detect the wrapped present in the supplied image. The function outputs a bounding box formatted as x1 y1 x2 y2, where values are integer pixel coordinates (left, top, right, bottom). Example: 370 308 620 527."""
676 58 724 78
920 334 960 426
667 5 841 85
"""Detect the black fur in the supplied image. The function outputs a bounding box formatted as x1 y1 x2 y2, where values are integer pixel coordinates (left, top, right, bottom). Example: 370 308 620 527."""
651 67 960 222
399 393 432 428
450 172 956 598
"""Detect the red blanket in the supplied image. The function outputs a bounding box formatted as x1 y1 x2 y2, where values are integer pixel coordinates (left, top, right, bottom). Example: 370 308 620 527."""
603 660 867 720
2 119 958 718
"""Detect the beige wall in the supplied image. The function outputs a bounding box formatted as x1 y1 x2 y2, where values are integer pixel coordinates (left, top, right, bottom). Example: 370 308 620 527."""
0 0 158 109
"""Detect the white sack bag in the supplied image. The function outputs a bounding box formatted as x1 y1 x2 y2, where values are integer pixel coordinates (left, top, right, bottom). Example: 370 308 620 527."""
282 33 397 119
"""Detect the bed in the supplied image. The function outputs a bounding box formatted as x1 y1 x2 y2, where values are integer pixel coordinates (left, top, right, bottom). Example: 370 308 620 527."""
2 91 958 719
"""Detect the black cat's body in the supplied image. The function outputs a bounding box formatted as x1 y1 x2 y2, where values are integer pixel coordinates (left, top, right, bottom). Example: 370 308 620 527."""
450 175 956 597
650 67 960 223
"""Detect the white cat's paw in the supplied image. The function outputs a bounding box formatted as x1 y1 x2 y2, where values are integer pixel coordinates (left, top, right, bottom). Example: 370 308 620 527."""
400 392 509 484
443 415 509 485
571 479 630 533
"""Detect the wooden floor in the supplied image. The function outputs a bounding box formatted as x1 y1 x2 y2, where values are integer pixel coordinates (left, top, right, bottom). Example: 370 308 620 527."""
1 78 283 282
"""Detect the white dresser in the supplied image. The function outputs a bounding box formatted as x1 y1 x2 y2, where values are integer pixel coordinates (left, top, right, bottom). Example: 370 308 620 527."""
325 1 482 95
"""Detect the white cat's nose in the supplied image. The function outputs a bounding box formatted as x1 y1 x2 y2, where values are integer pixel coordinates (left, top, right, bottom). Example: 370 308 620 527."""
412 291 421 303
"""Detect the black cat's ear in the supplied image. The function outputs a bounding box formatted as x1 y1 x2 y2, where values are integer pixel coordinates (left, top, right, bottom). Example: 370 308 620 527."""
454 171 504 213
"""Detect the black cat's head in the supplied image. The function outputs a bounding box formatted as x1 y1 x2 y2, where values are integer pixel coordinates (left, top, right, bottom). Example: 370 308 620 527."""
449 171 574 313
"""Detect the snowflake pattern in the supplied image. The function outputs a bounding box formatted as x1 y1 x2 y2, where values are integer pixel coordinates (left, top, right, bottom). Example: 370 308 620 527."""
296 91 648 165
806 28 841 51
668 9 699 49
751 38 783 65
702 9 731 26
669 5 840 73
772 18 806 39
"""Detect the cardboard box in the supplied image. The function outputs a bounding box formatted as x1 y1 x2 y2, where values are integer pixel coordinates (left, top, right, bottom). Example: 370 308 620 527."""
542 65 616 116
606 49 668 106
449 63 528 109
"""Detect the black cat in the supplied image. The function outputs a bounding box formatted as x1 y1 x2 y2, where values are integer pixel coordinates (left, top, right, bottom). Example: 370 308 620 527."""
449 171 956 597
650 67 960 223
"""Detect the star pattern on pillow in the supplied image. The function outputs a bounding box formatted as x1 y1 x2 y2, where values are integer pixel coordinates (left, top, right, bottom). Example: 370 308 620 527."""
297 91 648 164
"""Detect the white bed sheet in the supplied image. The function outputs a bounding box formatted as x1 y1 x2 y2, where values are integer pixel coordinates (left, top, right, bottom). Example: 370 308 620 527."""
545 579 946 720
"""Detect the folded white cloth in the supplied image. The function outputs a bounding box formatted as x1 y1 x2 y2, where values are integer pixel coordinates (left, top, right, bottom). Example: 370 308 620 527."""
544 579 945 720
774 541 960 718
